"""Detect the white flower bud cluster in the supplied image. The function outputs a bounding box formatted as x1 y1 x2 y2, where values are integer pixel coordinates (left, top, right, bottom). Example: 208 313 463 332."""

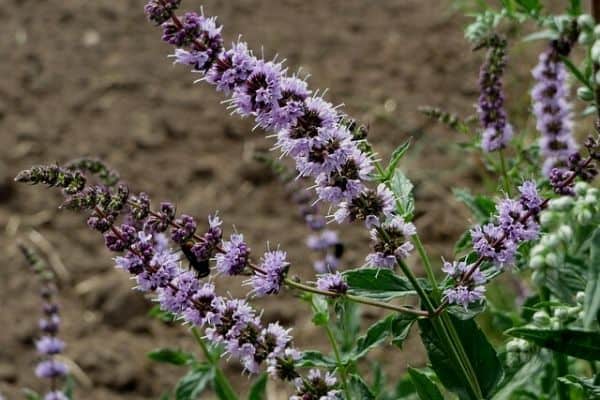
506 338 534 366
532 184 599 276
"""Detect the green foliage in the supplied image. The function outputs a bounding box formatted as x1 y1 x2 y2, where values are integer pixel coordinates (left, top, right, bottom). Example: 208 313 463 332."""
506 327 600 361
419 316 503 400
248 373 268 400
348 374 375 400
408 367 444 400
22 389 41 400
148 348 195 366
453 188 496 223
390 169 415 219
584 229 600 329
559 375 600 399
343 268 418 301
175 363 214 400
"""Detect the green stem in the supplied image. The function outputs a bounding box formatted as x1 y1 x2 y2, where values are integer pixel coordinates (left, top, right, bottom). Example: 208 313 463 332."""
554 352 569 400
411 235 442 300
498 150 512 195
190 327 238 400
324 323 352 400
284 277 429 317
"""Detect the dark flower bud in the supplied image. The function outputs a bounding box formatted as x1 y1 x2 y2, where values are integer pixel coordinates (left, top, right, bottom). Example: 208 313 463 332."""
171 214 197 243
130 192 150 220
144 0 181 25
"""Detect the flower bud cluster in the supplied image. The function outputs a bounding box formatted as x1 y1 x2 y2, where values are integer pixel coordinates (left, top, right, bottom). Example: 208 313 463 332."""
19 245 69 400
477 35 513 152
142 0 409 234
530 183 599 286
506 338 534 366
16 163 340 394
531 40 577 176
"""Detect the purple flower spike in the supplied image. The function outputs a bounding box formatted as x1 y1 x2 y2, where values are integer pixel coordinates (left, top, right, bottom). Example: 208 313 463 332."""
443 285 486 310
36 336 65 355
35 360 68 379
471 223 517 267
316 272 348 295
247 250 290 296
478 37 513 152
497 198 540 242
518 180 543 212
231 59 284 120
215 233 250 275
43 392 69 400
171 214 197 243
365 215 416 268
144 0 181 25
531 45 578 176
206 41 257 93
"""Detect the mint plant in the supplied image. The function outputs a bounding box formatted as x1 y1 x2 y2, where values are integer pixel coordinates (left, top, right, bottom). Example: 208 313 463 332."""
12 0 600 399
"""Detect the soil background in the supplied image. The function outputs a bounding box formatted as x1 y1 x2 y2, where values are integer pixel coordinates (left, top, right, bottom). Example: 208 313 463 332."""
0 0 541 399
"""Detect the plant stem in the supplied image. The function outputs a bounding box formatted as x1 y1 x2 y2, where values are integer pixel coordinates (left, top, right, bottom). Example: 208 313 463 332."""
284 277 429 317
324 323 352 400
498 149 512 196
190 327 238 400
554 352 569 400
592 0 600 120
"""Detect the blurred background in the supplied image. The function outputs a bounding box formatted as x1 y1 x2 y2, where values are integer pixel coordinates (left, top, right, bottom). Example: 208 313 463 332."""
0 0 541 398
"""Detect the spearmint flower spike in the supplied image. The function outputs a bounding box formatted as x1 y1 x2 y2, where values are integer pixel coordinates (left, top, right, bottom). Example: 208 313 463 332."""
19 244 70 400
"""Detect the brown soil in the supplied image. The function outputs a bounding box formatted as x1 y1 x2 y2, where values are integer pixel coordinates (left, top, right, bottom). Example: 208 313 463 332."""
0 0 537 399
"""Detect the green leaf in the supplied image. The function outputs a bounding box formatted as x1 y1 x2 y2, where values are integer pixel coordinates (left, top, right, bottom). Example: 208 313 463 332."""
408 368 444 400
213 368 239 400
390 169 415 218
148 348 194 366
491 356 545 399
248 373 268 400
22 388 41 400
385 140 411 178
174 364 213 400
454 230 472 255
298 350 338 368
560 55 592 90
354 315 395 359
568 0 582 15
63 375 75 399
333 299 361 354
343 268 417 301
309 294 329 326
349 374 376 400
584 229 600 329
559 375 600 399
453 189 496 223
506 327 600 361
514 0 541 14
419 316 503 400
390 313 417 348
148 305 176 323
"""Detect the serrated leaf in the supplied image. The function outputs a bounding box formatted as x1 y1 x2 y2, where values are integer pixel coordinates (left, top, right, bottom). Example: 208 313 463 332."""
584 229 600 329
22 388 41 400
453 189 496 223
248 373 268 400
454 230 473 255
353 316 395 359
560 55 592 90
385 140 411 178
419 316 503 400
148 348 194 366
559 375 600 399
491 356 545 399
408 368 444 400
310 295 329 326
174 365 214 400
333 299 361 353
349 374 375 400
506 327 600 361
298 351 337 368
390 169 415 218
343 268 417 301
